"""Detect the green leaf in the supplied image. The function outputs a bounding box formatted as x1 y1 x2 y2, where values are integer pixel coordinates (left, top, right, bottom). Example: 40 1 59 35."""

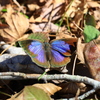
1 9 7 12
20 12 29 19
84 25 100 43
85 13 96 27
24 86 51 100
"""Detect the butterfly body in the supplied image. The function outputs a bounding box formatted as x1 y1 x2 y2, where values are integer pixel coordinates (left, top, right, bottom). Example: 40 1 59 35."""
19 36 77 68
43 42 51 62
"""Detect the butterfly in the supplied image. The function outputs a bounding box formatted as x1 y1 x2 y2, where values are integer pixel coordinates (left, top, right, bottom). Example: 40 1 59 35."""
19 33 77 68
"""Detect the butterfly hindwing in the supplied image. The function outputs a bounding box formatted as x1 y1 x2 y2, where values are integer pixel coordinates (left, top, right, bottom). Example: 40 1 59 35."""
19 40 49 68
50 49 70 68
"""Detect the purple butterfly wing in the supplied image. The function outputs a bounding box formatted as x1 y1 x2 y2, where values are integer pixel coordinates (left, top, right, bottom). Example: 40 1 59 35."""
50 38 77 68
19 40 49 68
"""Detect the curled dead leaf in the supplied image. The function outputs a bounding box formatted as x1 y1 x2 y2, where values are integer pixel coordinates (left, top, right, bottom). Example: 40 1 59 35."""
33 83 62 96
76 38 86 64
0 5 29 43
59 82 86 95
7 86 52 100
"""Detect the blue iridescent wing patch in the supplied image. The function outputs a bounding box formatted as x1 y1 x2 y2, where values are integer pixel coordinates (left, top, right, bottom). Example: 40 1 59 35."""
50 39 77 67
19 40 49 68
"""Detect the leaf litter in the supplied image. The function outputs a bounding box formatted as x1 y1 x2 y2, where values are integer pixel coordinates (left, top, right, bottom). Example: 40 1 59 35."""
0 0 100 100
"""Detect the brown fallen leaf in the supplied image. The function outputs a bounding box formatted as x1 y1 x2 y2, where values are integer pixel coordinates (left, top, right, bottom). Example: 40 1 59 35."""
32 0 66 22
94 9 100 29
30 22 63 33
7 83 61 100
96 21 100 29
56 31 76 39
85 1 100 30
59 82 86 96
76 38 86 64
0 24 9 29
0 0 11 6
84 36 100 81
7 86 52 100
87 1 100 8
33 83 62 96
0 5 29 43
27 3 40 11
65 0 82 18
65 0 85 34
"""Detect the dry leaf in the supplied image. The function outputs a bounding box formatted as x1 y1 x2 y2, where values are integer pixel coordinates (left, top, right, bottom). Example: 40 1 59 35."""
30 22 62 32
8 86 52 100
29 16 48 23
87 1 100 8
96 21 100 29
65 0 85 33
65 0 81 18
33 0 66 22
7 91 23 100
56 32 76 39
33 83 62 96
94 9 100 30
0 5 29 43
77 38 86 64
94 10 100 22
8 83 61 100
59 82 86 96
84 36 100 81
27 4 40 11
0 0 11 6
0 24 9 29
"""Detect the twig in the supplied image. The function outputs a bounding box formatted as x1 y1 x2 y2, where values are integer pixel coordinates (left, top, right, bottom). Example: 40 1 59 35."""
72 54 77 75
0 72 100 89
0 42 15 55
13 0 20 8
0 72 100 99
56 89 96 100
77 89 96 100
72 21 83 32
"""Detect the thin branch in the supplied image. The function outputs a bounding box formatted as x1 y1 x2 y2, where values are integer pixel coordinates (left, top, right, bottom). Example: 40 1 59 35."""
56 89 96 100
0 72 100 99
72 54 77 75
0 72 100 89
77 89 96 100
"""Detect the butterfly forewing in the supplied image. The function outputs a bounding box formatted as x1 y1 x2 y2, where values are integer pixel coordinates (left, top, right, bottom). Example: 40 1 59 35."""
28 32 49 42
50 38 77 68
50 39 76 56
19 40 37 57
19 40 49 68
